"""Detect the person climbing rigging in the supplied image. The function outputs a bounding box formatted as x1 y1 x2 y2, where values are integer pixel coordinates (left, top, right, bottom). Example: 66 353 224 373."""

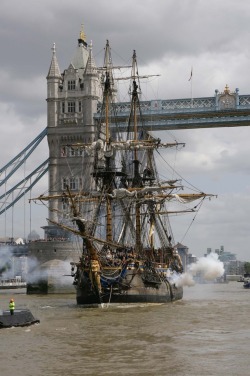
9 298 15 315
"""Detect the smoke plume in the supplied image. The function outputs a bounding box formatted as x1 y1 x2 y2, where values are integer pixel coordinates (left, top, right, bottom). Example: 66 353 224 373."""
0 246 15 279
174 252 225 287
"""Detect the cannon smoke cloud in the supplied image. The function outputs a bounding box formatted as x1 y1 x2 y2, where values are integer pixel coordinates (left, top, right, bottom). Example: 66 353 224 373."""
173 253 225 287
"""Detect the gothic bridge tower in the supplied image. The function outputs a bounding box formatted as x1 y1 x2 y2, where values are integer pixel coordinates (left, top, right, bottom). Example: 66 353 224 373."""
45 27 102 238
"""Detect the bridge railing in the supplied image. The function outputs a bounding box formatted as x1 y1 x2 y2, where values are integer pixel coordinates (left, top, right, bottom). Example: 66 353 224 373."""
96 94 250 117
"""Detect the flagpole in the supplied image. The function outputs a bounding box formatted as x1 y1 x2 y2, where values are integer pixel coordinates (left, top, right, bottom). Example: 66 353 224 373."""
191 76 193 107
189 67 193 107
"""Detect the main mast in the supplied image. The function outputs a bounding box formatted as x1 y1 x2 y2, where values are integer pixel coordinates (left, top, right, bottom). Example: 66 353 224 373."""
93 41 123 244
103 42 113 243
130 51 143 253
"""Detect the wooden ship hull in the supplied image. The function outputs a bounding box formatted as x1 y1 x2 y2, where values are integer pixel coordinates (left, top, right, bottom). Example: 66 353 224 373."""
74 263 183 305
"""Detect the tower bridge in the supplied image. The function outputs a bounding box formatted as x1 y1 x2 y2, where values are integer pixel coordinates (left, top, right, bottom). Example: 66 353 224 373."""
1 86 250 225
2 28 250 239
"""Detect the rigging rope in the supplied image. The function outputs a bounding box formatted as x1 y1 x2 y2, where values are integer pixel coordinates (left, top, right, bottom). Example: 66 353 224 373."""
155 148 203 193
180 197 206 243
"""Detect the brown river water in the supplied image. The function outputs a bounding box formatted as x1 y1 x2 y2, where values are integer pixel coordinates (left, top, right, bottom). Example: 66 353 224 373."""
0 282 249 376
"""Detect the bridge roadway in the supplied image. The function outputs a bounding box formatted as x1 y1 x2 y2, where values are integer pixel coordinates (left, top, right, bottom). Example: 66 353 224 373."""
95 88 250 131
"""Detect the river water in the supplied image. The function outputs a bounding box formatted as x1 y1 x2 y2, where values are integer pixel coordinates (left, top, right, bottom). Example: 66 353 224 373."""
0 282 249 376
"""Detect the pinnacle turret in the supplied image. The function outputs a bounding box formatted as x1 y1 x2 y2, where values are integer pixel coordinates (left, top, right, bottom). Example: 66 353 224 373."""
47 43 61 79
85 40 97 74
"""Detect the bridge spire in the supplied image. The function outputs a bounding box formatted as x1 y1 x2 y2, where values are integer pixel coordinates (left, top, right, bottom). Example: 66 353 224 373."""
85 40 97 74
224 84 230 94
78 23 87 46
47 42 61 78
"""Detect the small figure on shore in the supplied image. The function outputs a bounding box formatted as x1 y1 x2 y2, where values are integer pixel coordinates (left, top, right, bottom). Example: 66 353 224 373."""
9 298 15 315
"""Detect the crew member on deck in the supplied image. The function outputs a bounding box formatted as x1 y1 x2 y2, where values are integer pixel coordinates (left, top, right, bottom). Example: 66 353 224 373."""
9 298 15 315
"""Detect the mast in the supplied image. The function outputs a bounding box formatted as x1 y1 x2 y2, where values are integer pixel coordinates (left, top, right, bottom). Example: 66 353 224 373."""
103 41 112 143
131 51 139 161
94 41 118 243
130 51 143 253
104 41 113 243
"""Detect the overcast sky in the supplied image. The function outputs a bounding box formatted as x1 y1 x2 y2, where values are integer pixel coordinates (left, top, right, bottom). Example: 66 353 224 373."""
1 0 250 261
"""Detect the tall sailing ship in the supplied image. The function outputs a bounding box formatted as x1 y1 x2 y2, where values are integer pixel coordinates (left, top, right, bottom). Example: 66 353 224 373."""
32 40 214 305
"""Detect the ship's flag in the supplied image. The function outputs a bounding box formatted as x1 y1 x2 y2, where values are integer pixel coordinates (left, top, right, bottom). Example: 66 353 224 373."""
188 67 193 81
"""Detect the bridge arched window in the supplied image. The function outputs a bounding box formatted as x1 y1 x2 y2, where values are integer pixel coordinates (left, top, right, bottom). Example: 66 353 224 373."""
62 177 79 190
62 178 68 190
68 80 76 90
68 102 75 113
69 177 79 190
68 147 83 157
69 177 76 190
69 147 76 157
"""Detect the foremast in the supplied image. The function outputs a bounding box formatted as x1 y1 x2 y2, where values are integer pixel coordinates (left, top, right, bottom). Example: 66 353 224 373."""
93 40 124 244
130 51 143 253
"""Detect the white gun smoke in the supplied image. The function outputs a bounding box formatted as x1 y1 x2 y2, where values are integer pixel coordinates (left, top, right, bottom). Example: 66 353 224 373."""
173 252 225 287
0 246 16 279
27 257 74 286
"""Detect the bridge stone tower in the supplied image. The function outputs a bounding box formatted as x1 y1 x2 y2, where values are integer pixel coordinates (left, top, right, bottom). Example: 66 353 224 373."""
45 28 102 238
27 30 109 294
